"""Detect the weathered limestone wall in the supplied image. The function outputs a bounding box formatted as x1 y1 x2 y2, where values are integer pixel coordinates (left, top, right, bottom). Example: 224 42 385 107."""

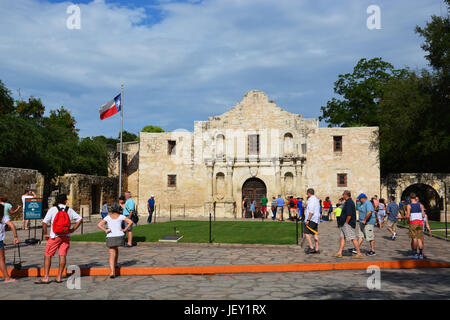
133 90 381 218
307 127 380 205
0 167 44 219
138 131 208 218
55 174 118 216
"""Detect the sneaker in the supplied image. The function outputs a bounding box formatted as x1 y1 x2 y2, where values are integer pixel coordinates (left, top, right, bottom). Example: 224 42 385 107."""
366 251 376 256
408 253 419 259
305 248 315 254
351 248 358 255
123 244 132 248
418 254 424 260
422 253 427 259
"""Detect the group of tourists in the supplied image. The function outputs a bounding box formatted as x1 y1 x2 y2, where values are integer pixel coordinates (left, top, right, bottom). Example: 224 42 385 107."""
242 195 306 221
0 186 434 283
241 189 433 261
0 190 156 283
301 189 432 260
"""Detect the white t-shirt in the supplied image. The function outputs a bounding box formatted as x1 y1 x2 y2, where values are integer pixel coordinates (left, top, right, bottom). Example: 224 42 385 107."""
22 195 33 215
0 216 10 241
43 205 82 239
306 195 321 224
103 215 126 238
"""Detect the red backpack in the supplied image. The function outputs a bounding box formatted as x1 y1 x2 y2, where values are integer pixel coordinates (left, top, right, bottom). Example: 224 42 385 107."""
52 206 71 235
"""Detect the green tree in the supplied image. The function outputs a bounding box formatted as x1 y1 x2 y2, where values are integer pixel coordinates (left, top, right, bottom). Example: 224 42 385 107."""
70 137 109 176
121 130 138 142
378 71 433 173
92 135 119 147
319 58 407 127
141 125 164 133
0 80 14 115
15 97 45 119
415 0 450 76
47 106 78 131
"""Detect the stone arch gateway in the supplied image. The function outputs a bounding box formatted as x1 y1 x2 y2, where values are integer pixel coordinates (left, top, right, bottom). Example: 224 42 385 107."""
242 178 267 218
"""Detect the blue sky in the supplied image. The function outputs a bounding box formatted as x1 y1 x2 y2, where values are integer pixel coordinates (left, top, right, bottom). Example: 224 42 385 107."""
0 0 445 138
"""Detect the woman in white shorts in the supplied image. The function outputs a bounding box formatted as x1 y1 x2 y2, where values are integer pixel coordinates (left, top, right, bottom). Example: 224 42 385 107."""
377 199 386 228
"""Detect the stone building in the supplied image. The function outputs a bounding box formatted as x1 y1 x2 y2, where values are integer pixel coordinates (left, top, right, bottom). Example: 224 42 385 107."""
121 90 380 218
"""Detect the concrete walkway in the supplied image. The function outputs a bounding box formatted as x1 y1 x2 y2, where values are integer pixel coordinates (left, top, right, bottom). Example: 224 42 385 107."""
1 219 449 300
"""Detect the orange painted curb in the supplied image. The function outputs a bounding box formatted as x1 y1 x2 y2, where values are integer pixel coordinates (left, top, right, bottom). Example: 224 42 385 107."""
7 259 450 278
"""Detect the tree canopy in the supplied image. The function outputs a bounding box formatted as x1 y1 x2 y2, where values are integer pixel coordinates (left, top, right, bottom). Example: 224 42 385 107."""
0 86 148 179
320 2 450 174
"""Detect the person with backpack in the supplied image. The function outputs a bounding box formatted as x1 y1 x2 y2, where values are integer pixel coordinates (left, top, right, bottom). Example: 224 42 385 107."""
0 203 20 283
97 204 134 278
35 194 82 284
288 196 297 221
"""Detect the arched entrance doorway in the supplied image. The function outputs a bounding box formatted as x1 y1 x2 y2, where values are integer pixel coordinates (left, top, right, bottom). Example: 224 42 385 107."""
401 183 441 221
242 178 267 218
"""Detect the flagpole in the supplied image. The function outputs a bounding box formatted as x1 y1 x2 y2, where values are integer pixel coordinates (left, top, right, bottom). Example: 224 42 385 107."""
119 84 124 197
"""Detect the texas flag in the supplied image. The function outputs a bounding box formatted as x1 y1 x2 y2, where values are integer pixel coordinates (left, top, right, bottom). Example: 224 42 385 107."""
99 93 121 120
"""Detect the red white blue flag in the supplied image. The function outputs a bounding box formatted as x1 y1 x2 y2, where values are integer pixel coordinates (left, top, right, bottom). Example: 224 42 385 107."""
99 93 121 120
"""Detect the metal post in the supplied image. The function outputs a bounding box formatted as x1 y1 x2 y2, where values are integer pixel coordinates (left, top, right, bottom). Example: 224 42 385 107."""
118 84 124 197
445 181 448 239
169 204 172 222
209 212 212 243
81 207 84 234
296 217 299 245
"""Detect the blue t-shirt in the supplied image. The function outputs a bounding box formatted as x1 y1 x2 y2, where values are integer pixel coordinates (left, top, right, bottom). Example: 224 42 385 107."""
359 200 375 225
148 198 155 209
3 203 12 220
276 198 284 207
387 202 399 222
123 198 135 217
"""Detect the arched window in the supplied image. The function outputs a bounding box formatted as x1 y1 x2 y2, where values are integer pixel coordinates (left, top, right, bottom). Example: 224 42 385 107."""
283 133 294 155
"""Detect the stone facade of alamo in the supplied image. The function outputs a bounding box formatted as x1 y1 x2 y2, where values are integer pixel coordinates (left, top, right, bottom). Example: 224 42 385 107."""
118 90 380 218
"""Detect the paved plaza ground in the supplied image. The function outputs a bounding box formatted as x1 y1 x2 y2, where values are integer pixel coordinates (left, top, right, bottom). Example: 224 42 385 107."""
1 218 449 299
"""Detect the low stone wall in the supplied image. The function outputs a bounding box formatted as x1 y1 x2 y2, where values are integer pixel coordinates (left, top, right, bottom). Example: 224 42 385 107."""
0 167 44 220
55 174 119 216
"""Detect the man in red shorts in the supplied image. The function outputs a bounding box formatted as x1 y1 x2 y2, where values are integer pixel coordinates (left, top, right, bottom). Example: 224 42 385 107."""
35 194 83 284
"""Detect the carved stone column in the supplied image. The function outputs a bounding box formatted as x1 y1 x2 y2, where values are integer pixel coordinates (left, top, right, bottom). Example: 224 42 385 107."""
274 159 281 196
204 160 215 216
225 162 233 202
224 160 235 217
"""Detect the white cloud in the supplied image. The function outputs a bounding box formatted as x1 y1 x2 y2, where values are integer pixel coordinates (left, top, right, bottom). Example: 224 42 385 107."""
0 0 442 136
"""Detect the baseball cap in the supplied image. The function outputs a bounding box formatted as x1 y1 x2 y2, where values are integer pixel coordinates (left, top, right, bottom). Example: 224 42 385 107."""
357 193 368 200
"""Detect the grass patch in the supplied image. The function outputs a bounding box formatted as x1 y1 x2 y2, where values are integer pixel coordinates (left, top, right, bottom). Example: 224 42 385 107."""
71 220 301 245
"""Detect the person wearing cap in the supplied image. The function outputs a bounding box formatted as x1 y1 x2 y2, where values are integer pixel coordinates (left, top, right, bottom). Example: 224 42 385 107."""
97 203 134 278
356 193 376 256
147 195 155 224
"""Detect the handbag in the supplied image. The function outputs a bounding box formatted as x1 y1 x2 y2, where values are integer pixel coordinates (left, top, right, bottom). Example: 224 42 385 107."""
13 244 22 270
131 209 139 225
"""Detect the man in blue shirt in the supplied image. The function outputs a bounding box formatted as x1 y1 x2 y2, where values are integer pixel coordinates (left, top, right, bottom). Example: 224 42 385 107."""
147 195 155 224
357 193 376 256
386 196 399 240
123 191 135 247
276 195 285 221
